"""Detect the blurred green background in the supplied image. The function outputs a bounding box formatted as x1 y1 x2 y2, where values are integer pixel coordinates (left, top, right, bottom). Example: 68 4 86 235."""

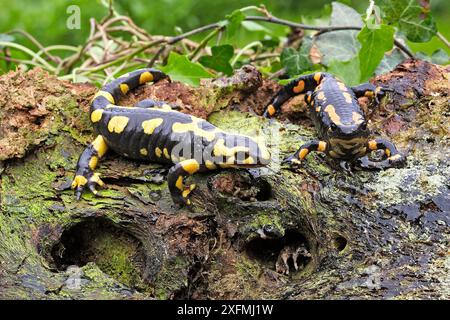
1 0 449 55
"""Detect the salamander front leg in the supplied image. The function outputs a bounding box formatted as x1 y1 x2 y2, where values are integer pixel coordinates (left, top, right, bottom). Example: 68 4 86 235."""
351 83 391 105
357 138 406 170
167 159 202 206
71 135 108 199
282 140 327 168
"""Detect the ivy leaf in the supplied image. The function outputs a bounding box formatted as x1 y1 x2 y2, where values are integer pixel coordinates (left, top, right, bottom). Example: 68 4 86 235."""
315 1 363 65
199 45 234 75
358 24 395 82
416 49 450 65
241 21 272 34
281 48 313 76
160 52 213 86
225 10 245 42
376 48 405 75
328 56 361 86
430 49 449 65
379 0 437 42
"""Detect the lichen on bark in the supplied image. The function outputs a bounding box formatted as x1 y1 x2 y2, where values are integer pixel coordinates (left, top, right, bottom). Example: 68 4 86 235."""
0 61 449 300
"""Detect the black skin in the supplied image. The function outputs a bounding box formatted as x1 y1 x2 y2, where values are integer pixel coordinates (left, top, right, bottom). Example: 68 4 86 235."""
263 72 405 170
72 68 270 206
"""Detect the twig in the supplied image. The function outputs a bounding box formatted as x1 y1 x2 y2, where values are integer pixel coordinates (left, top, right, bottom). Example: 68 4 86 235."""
189 27 223 61
6 29 60 64
436 32 450 49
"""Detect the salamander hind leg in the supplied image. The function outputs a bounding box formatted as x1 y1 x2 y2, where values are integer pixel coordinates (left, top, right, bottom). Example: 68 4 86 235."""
356 138 406 170
263 73 325 118
71 135 108 199
167 159 202 206
351 83 391 105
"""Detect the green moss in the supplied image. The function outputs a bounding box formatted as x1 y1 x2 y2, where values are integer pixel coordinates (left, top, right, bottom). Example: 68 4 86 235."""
154 256 190 299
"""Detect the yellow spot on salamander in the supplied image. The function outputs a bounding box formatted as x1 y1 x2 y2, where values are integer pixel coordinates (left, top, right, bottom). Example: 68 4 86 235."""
316 106 321 112
92 135 108 157
352 111 364 124
213 139 249 157
314 73 322 84
385 148 391 157
324 104 342 126
140 148 148 156
337 81 347 91
306 95 312 103
318 141 327 152
299 148 309 160
142 118 163 135
108 116 129 134
93 91 115 104
365 90 375 97
119 83 129 94
90 173 105 187
182 184 196 198
181 159 200 174
317 91 325 100
90 109 104 123
155 147 162 158
139 71 154 84
205 160 217 170
163 148 170 159
389 154 402 161
89 156 98 170
368 140 377 150
293 80 305 93
267 104 276 116
175 176 184 191
172 118 218 142
343 92 353 104
71 175 88 189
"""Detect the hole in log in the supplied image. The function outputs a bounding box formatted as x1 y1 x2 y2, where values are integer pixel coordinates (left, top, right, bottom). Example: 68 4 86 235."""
50 217 148 290
333 235 348 252
245 230 311 274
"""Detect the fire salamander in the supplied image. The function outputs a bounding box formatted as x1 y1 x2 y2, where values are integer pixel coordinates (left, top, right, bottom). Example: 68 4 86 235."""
71 69 270 206
263 72 405 170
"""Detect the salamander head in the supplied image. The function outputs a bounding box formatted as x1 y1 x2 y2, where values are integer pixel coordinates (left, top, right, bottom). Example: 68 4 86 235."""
212 134 271 168
325 118 370 159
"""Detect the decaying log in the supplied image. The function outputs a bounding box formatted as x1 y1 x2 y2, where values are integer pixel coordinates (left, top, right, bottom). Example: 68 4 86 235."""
0 60 448 299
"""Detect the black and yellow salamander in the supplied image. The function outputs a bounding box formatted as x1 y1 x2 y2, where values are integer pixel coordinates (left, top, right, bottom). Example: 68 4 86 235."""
71 68 270 206
263 72 405 170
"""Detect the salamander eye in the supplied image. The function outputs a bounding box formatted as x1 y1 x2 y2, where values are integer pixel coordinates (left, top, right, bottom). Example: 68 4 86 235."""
329 123 338 132
360 121 367 130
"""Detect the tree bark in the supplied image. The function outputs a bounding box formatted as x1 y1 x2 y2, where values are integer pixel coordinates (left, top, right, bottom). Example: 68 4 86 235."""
0 60 448 299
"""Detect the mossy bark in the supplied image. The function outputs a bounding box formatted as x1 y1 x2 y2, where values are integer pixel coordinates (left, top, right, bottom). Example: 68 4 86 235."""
0 61 449 300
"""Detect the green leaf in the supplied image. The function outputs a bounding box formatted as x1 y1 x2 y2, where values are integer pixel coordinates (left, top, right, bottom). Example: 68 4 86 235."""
160 52 213 86
241 21 271 34
376 49 405 75
430 49 449 65
315 1 363 65
198 45 234 75
328 56 361 86
379 0 437 42
358 24 395 82
280 47 312 76
225 10 245 42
